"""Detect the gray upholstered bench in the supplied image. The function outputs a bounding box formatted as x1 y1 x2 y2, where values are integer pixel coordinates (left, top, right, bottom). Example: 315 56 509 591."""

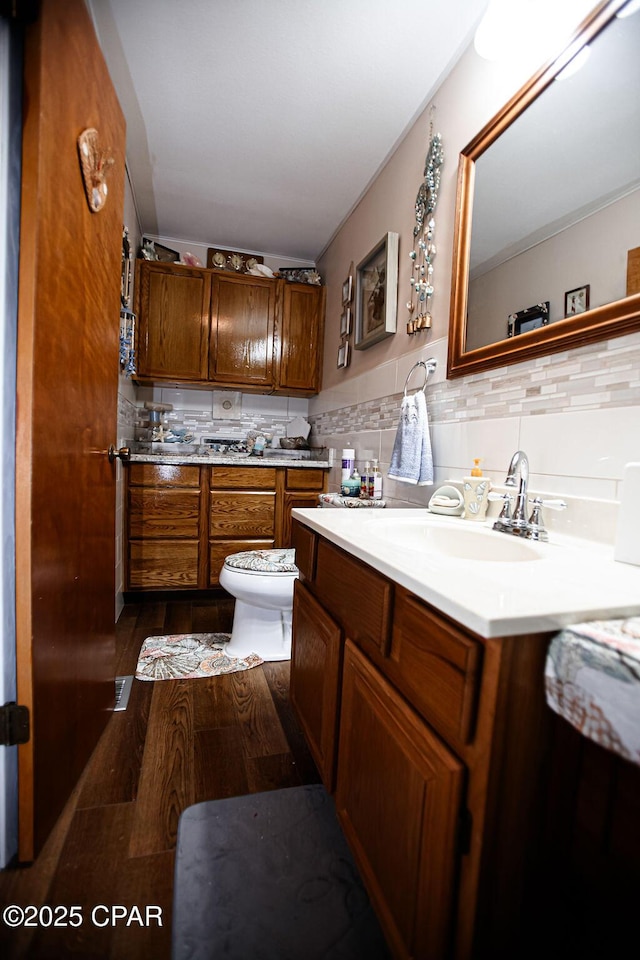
172 784 390 959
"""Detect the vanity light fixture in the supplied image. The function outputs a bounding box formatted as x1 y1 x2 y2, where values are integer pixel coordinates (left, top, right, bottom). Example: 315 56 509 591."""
616 0 640 16
473 0 596 65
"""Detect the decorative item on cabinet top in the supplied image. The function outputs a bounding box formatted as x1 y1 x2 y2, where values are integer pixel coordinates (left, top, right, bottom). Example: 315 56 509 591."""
277 267 323 285
207 247 264 273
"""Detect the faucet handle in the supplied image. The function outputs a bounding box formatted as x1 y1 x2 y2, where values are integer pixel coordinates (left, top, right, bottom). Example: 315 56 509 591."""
488 491 513 521
527 497 567 538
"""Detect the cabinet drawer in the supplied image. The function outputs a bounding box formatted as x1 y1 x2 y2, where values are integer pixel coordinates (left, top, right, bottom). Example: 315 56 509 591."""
128 463 200 487
285 468 326 491
315 539 392 656
210 492 275 537
211 466 276 489
129 488 200 538
391 590 482 745
129 540 199 588
210 538 274 586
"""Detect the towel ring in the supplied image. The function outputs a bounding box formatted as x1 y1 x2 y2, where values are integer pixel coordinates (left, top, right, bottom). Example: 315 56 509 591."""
403 358 437 396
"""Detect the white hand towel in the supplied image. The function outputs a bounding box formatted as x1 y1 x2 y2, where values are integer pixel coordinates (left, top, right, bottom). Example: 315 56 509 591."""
388 389 434 485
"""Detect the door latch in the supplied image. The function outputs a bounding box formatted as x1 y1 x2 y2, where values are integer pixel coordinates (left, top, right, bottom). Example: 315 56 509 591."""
0 702 30 746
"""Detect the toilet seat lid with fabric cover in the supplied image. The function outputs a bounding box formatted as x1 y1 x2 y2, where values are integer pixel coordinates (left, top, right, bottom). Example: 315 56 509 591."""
223 548 298 575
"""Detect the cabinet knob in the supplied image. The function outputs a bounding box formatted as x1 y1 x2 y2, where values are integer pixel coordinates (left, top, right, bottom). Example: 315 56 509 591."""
108 444 131 463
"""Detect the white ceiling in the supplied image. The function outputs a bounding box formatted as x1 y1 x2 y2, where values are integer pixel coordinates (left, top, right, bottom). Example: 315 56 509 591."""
89 0 489 262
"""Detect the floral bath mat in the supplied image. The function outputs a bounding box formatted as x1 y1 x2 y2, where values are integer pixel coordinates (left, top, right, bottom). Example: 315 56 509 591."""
135 633 263 681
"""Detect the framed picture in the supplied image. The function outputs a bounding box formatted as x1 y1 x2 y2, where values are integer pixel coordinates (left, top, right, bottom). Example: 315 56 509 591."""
342 274 353 305
340 306 352 337
354 232 399 350
507 301 550 338
564 284 590 317
337 340 350 369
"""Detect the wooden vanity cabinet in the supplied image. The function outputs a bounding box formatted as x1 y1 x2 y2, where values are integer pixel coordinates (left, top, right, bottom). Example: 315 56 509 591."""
133 260 325 394
208 466 276 586
290 518 556 960
125 464 327 592
126 463 202 588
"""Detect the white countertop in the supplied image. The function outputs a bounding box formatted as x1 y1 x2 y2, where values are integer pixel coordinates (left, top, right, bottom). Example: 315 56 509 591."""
291 507 640 639
129 453 331 469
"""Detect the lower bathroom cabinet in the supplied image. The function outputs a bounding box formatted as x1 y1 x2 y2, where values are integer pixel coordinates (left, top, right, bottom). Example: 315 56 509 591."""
125 462 327 592
290 517 557 960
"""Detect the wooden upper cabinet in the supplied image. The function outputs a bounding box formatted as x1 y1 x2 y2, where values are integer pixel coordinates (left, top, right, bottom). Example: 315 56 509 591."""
135 261 211 381
210 273 275 387
134 261 325 393
276 282 325 394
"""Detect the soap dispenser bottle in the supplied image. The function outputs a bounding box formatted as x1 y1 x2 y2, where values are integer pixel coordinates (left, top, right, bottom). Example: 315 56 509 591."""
361 461 370 498
463 458 491 521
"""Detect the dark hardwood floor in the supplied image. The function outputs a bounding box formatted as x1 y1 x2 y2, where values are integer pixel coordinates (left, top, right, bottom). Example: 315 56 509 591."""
0 598 320 959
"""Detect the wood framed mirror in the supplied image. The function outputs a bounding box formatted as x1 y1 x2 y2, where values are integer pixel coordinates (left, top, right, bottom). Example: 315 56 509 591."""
447 0 640 378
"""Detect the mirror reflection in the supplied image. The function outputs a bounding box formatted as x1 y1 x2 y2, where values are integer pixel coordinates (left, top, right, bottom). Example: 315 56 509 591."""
467 7 640 351
447 0 640 378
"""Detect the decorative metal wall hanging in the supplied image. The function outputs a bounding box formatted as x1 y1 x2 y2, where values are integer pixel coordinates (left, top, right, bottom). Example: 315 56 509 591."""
77 128 114 213
407 113 443 335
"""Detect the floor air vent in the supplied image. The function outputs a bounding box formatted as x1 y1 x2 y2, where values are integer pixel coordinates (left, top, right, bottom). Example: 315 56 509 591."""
114 675 133 712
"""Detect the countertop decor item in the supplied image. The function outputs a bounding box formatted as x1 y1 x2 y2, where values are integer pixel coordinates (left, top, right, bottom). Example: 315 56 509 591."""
355 231 399 349
428 484 464 516
406 111 443 335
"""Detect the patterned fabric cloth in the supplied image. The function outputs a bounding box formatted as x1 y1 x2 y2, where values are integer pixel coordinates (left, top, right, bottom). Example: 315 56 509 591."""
224 548 298 573
318 494 386 508
136 633 263 680
544 617 640 766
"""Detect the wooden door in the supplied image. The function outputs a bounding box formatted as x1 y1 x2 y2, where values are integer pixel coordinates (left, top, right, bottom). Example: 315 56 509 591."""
276 281 325 394
210 273 276 386
15 0 125 860
135 260 212 381
336 640 464 960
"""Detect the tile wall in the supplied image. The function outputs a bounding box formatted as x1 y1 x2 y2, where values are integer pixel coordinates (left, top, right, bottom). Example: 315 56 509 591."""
309 330 640 545
120 387 310 446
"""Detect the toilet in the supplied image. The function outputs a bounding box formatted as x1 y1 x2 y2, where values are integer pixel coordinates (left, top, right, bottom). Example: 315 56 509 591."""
219 548 299 662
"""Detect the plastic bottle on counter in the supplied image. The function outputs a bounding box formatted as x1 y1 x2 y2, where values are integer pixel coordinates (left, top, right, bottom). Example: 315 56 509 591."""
371 459 383 500
341 448 355 484
361 461 370 498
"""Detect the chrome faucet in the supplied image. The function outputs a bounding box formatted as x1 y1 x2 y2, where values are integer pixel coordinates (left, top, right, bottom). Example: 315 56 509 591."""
492 449 566 541
504 449 530 528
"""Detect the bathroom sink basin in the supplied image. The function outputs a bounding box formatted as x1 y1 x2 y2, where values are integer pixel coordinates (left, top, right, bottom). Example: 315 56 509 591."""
364 518 542 562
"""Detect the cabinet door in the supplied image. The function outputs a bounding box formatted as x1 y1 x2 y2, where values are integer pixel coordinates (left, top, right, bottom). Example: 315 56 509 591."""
336 640 464 960
277 282 325 394
210 273 275 386
281 491 321 548
135 261 211 381
290 582 342 791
